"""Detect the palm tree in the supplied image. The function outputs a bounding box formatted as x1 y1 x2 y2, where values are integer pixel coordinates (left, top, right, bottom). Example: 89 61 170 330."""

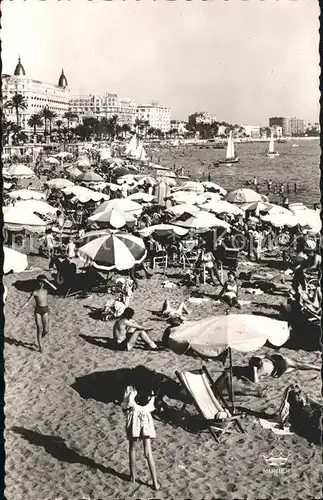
4 92 28 126
27 114 44 136
47 110 57 138
40 107 52 138
64 111 78 134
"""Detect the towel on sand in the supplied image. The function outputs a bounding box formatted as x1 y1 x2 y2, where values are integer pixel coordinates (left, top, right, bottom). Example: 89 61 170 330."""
259 418 293 435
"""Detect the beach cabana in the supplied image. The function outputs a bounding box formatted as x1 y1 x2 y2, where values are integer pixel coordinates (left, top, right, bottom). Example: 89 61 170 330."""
8 189 46 201
4 247 28 274
78 232 147 271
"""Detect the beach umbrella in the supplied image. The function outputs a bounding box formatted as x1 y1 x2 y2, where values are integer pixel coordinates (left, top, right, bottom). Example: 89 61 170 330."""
166 204 201 216
138 224 189 238
107 182 121 192
45 156 60 165
88 208 136 229
179 181 205 193
8 189 46 201
241 201 273 215
127 192 155 203
62 185 109 203
168 191 205 205
171 211 231 231
93 199 143 216
47 178 74 189
200 200 242 216
65 166 82 178
135 175 157 186
4 247 28 274
76 158 91 168
266 205 292 216
261 213 299 228
226 188 263 204
99 148 111 160
202 182 227 196
4 206 48 232
14 200 57 216
169 314 289 412
5 164 35 179
76 171 104 183
197 192 221 204
78 232 147 271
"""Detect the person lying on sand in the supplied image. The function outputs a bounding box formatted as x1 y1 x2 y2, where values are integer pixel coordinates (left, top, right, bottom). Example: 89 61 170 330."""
113 307 158 351
160 299 191 319
249 354 320 383
17 275 57 353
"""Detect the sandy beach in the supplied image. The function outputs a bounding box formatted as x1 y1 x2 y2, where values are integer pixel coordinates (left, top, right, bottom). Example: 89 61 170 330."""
4 252 322 500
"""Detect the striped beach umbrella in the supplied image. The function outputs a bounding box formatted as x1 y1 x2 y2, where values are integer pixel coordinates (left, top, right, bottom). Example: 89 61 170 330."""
88 208 136 229
78 232 147 271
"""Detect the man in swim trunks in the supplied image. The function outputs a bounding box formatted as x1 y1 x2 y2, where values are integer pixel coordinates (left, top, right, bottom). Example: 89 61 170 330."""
18 275 56 353
113 307 158 351
249 354 320 383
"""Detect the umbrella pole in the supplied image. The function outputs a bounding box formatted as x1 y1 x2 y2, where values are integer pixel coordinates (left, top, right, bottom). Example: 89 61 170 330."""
228 347 235 414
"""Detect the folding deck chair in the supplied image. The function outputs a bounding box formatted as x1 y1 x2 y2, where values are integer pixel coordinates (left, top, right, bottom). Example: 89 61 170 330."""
175 365 244 442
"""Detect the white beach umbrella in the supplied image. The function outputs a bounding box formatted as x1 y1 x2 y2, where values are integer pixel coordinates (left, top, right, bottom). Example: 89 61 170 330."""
202 182 227 196
63 186 109 203
8 189 46 201
93 199 143 216
88 208 136 229
47 178 74 189
76 158 91 168
5 164 35 179
127 192 155 203
172 211 231 231
4 206 48 232
168 191 205 205
179 181 205 193
226 188 263 204
200 200 242 215
14 200 58 215
45 156 60 165
4 247 28 274
166 204 201 216
197 192 222 204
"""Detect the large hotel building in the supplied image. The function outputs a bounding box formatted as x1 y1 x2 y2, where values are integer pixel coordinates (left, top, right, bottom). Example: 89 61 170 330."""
2 57 69 132
269 116 305 137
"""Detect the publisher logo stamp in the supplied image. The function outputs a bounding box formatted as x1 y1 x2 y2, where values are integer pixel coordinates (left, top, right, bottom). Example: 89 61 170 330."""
262 448 291 474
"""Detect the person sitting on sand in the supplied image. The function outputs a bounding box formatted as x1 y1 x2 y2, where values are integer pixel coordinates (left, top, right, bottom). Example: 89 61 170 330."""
17 275 57 353
249 354 320 383
113 307 158 351
218 271 241 308
101 294 127 321
160 299 190 319
194 242 223 287
121 366 160 491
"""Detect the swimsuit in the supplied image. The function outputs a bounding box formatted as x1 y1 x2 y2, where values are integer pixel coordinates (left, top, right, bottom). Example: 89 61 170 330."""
35 305 49 316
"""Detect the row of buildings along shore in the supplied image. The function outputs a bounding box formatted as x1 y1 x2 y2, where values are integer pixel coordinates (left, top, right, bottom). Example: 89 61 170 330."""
3 57 316 139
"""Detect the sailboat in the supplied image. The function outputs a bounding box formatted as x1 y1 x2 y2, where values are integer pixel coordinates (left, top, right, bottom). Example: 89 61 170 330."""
266 132 279 157
124 134 137 157
219 132 239 164
134 142 149 161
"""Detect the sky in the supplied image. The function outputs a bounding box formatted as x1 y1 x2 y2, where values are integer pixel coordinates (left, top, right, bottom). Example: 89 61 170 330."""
1 0 320 124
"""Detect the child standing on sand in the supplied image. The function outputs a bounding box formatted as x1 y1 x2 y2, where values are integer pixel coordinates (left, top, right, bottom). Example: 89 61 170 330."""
121 366 160 491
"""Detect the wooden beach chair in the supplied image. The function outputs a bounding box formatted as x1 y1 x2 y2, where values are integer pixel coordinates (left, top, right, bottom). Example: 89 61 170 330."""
175 366 244 443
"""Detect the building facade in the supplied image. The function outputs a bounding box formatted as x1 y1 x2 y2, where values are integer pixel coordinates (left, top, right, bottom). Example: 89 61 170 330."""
243 125 261 138
2 57 69 133
170 120 188 135
269 116 304 137
69 93 137 126
189 111 217 125
136 103 171 132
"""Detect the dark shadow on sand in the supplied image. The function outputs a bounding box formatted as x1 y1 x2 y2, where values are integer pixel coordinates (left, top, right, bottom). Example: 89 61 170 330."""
4 337 37 352
11 426 129 480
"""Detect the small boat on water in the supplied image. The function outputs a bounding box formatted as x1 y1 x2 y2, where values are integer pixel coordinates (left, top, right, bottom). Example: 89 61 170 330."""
266 132 279 157
292 143 299 148
219 132 239 164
